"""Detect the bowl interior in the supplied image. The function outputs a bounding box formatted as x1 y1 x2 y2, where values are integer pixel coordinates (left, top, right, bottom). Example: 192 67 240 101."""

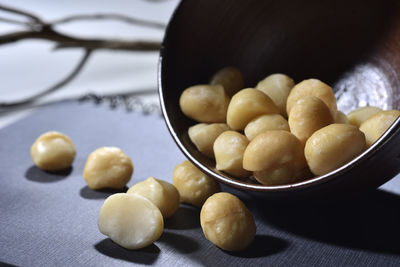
159 0 400 195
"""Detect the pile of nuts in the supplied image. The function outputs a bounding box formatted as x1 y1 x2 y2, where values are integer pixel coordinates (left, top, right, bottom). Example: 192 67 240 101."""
30 132 255 251
28 66 399 252
179 67 400 186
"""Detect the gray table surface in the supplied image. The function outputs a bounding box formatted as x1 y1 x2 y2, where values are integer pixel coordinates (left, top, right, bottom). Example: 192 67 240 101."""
1 100 400 266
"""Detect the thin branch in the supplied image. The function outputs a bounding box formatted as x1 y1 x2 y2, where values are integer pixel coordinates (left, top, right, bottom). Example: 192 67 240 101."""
55 40 161 51
0 3 43 23
0 49 92 108
0 3 164 110
0 28 161 51
51 13 166 30
0 16 30 26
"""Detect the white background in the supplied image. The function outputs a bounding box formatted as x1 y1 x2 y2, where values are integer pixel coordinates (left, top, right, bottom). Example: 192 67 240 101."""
0 0 179 127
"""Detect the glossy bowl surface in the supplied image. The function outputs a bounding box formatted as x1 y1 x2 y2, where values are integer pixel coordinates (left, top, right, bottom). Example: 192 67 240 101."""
159 0 400 198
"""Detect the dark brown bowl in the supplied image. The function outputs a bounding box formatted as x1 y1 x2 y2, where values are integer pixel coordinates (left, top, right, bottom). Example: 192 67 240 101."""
158 0 400 199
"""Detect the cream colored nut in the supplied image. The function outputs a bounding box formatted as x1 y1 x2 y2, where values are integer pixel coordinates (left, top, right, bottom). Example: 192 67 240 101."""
83 147 133 190
256 73 295 117
359 110 400 147
200 192 256 251
243 130 306 172
127 177 180 219
30 131 76 171
213 131 251 178
288 96 334 145
188 123 230 158
227 88 279 130
347 106 382 127
253 163 310 186
179 84 230 123
244 114 289 141
335 110 349 124
286 79 337 118
172 160 220 208
98 193 163 250
210 66 244 97
305 124 366 175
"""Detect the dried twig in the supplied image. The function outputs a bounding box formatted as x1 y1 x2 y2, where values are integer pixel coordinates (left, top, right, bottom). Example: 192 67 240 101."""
0 2 165 109
0 16 30 26
0 28 161 51
51 13 166 30
0 3 43 23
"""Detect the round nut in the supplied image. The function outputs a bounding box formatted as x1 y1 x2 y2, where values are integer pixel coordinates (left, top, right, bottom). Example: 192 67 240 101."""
179 84 230 123
188 123 230 158
83 147 133 190
243 130 306 172
98 193 163 250
253 163 310 186
256 73 295 117
210 66 244 97
286 79 337 118
127 177 180 219
335 110 349 124
347 106 382 127
226 88 279 130
244 114 289 141
172 160 220 208
305 124 366 175
30 131 76 171
288 96 334 145
200 192 256 251
213 131 251 178
359 110 400 147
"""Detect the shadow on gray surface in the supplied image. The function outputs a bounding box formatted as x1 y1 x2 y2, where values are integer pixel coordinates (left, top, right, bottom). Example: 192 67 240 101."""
158 231 200 254
0 261 17 267
79 186 128 199
95 238 160 264
254 189 400 255
164 204 200 229
227 234 289 258
25 165 72 183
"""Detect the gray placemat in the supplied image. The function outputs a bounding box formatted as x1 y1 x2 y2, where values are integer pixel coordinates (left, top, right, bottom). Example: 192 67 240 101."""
1 100 400 266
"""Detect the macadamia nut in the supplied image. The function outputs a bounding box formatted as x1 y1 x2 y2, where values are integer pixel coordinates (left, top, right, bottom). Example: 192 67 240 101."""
210 66 244 97
179 84 230 123
288 96 334 145
30 131 76 171
347 106 382 127
188 123 230 158
256 73 295 117
227 88 279 130
200 192 256 251
335 110 349 124
127 177 180 219
359 110 400 147
213 131 251 178
286 79 337 118
98 193 163 250
243 130 306 172
83 147 133 190
243 130 306 185
244 114 289 141
305 124 366 175
173 160 220 208
253 163 310 186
